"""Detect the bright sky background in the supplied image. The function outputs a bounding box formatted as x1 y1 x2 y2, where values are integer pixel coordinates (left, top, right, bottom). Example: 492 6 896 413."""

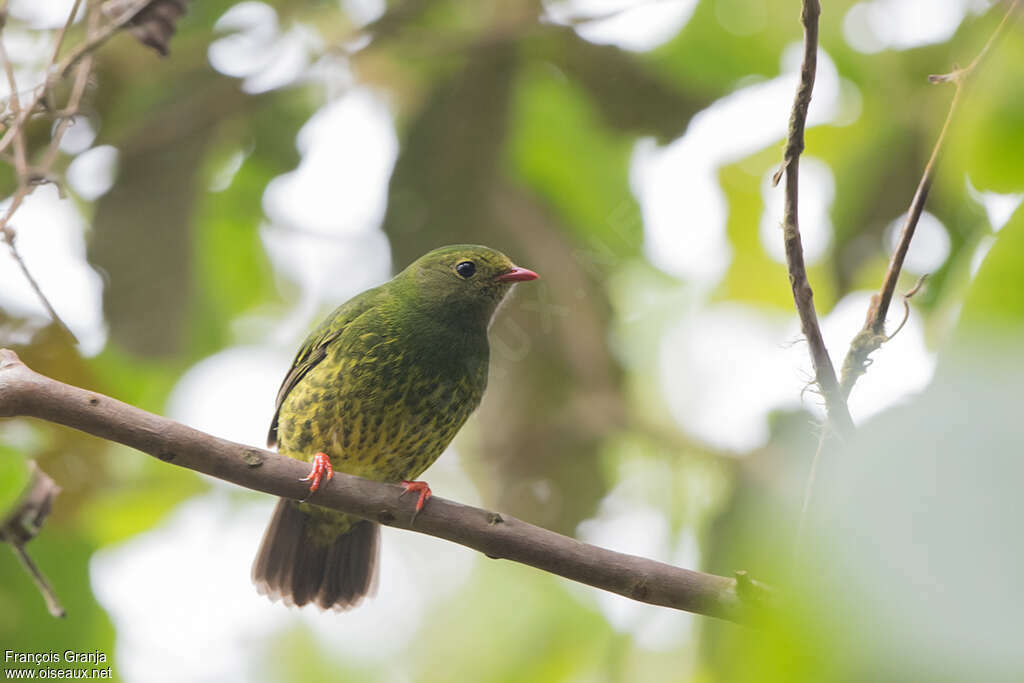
2 1 1021 680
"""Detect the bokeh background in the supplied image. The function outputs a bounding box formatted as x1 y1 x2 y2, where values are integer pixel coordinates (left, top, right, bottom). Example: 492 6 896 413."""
2 0 1023 681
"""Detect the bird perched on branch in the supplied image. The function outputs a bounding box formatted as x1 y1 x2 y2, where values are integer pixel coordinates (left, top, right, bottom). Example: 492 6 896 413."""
252 245 538 609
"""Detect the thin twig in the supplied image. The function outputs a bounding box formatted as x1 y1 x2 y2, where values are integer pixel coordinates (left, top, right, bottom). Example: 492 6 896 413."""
0 35 70 338
6 543 66 618
884 273 929 342
57 0 153 78
774 0 855 436
0 35 78 341
0 36 29 180
838 0 1021 398
40 21 96 172
798 279 930 553
48 0 86 65
0 0 108 153
0 1 104 344
1 462 66 618
2 233 78 342
800 1 1021 545
796 428 827 551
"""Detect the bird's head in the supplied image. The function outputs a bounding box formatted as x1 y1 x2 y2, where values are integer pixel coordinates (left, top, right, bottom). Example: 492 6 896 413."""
399 244 539 324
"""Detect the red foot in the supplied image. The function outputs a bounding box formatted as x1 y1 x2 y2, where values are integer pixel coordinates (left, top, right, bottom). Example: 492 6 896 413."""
400 480 432 522
300 452 334 497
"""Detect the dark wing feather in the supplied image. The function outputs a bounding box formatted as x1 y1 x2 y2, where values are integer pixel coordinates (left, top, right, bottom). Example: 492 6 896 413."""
267 286 385 447
266 328 339 447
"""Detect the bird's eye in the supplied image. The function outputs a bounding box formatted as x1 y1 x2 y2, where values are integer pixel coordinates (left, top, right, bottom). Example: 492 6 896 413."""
455 261 476 278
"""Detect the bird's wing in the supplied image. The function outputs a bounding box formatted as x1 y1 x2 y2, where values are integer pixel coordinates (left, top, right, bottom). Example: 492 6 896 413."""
267 286 384 447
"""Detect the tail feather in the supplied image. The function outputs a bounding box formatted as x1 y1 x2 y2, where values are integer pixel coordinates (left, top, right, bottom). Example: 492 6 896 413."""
252 499 379 610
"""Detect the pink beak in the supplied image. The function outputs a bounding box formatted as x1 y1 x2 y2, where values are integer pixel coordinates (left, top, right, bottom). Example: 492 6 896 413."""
496 266 540 282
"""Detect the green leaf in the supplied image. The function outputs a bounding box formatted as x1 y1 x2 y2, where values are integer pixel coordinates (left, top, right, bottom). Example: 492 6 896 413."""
956 204 1024 336
507 65 642 255
190 89 310 355
948 25 1024 193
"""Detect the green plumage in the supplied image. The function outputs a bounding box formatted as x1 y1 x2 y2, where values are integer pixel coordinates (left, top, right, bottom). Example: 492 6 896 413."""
253 245 536 609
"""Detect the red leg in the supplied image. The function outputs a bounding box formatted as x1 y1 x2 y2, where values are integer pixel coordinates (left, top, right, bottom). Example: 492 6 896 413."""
300 452 334 498
400 480 432 523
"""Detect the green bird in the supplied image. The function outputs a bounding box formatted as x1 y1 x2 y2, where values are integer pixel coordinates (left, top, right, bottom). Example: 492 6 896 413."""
252 245 538 609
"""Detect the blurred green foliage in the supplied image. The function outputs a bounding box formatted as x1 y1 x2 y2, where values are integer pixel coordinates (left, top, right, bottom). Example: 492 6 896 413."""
1 0 1023 681
0 446 30 518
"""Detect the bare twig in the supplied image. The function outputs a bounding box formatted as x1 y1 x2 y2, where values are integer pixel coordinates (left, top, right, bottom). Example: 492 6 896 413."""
49 0 86 65
0 35 29 179
797 283 929 558
0 31 81 340
0 463 65 618
0 0 108 344
839 0 1021 398
0 349 767 624
796 426 827 545
57 0 154 78
2 233 78 342
773 0 854 436
7 544 65 618
883 273 929 342
798 2 1021 544
40 27 97 172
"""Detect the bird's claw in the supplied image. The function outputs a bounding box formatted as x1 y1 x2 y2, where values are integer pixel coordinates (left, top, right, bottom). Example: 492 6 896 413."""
400 480 432 525
300 452 334 501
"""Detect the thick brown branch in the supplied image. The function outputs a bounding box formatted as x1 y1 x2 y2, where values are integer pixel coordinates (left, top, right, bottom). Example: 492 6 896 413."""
774 0 854 435
839 0 1021 397
0 349 761 623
